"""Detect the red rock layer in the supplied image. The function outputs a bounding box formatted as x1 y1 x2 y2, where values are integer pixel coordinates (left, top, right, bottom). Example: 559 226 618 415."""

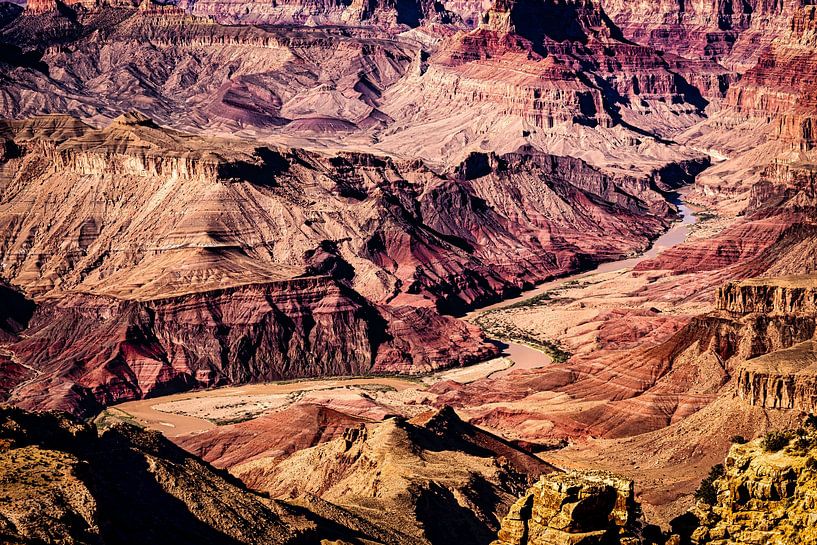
5 279 495 416
178 403 371 468
601 0 803 70
724 6 817 149
430 0 721 131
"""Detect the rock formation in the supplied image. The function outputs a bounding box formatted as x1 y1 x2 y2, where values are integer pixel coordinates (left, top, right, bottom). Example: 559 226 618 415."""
0 111 680 416
491 470 643 545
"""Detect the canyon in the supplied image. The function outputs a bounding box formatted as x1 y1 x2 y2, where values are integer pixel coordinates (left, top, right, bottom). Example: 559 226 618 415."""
1 0 817 542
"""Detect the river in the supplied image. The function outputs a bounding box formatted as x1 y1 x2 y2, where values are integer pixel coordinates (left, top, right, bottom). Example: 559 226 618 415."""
474 193 697 377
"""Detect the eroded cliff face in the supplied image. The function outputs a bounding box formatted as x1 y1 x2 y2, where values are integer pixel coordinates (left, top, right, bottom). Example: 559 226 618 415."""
638 277 817 415
713 278 817 412
718 5 817 150
601 0 803 70
0 112 683 415
6 280 496 416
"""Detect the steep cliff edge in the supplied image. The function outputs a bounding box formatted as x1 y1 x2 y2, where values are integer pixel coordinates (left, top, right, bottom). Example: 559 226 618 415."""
716 277 817 412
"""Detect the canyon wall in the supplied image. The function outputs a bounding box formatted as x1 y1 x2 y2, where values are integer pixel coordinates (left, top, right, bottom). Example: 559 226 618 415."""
0 111 680 415
7 280 495 416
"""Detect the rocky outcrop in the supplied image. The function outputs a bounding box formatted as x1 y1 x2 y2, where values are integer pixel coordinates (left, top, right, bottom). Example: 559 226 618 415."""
710 278 817 412
736 341 817 411
491 470 642 545
682 429 817 545
716 277 817 316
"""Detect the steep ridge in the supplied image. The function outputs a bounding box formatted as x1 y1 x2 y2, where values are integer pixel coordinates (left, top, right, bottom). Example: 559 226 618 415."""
233 406 557 545
0 404 391 545
725 5 817 150
675 5 817 208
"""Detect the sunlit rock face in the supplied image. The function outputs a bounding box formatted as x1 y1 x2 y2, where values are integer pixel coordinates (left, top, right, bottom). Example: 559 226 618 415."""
491 470 642 545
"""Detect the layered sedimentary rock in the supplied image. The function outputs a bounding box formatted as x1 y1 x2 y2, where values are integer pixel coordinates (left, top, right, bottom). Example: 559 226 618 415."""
491 470 642 545
181 0 454 26
7 280 495 416
234 406 556 545
383 0 723 161
0 111 683 415
714 5 817 150
601 0 803 71
712 277 817 412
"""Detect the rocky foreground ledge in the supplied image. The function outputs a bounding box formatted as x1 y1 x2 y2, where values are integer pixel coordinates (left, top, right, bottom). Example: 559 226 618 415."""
491 420 817 545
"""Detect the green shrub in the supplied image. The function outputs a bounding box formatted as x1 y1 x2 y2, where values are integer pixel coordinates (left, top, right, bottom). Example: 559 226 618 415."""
730 435 748 444
805 413 817 429
762 431 790 452
694 464 725 505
